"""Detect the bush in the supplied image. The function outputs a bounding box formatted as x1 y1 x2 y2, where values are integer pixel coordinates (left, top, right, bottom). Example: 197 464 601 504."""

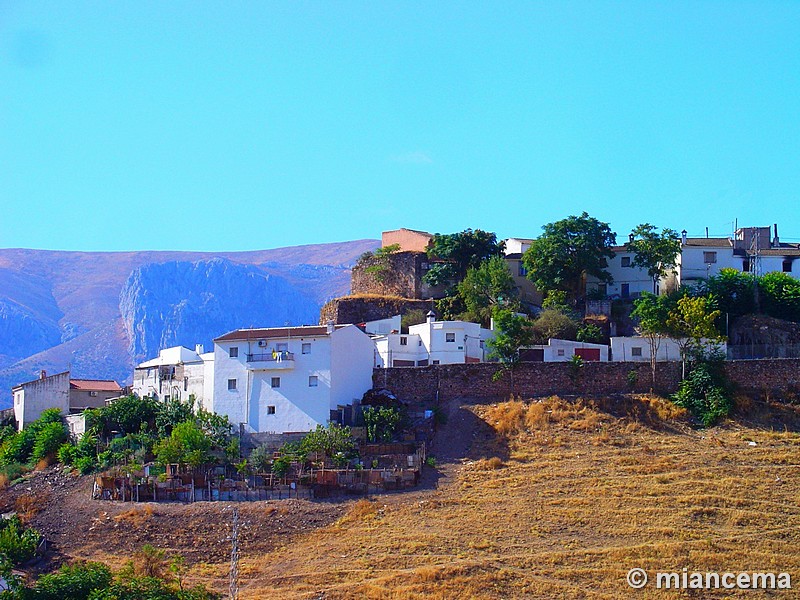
57 443 77 466
24 561 113 600
31 422 68 463
672 361 732 427
75 456 96 475
0 515 40 566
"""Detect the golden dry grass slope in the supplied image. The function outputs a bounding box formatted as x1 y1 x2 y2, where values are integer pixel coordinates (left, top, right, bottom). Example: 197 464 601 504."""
224 394 800 599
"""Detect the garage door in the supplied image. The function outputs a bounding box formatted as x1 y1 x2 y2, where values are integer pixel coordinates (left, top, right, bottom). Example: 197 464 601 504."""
574 348 601 361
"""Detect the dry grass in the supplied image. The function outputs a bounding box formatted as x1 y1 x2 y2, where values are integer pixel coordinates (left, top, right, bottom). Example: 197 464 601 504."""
215 395 800 599
15 490 50 523
113 505 155 526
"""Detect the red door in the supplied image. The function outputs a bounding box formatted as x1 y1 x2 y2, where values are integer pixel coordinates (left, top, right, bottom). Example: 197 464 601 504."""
574 348 601 361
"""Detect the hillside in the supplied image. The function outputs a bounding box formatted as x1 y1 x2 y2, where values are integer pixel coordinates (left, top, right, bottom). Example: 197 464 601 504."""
6 393 800 598
0 240 378 406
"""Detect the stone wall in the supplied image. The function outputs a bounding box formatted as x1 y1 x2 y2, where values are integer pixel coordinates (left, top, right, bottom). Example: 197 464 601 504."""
373 358 800 403
350 251 448 299
320 296 434 325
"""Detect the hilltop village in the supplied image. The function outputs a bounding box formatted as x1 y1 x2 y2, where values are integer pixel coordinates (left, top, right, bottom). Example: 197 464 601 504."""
4 215 800 596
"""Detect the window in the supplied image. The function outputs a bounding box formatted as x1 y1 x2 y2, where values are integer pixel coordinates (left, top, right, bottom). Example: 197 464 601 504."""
309 375 318 387
229 347 239 358
89 391 98 397
783 260 793 273
184 377 188 391
631 347 643 357
302 343 311 354
164 395 170 401
446 332 456 343
276 343 288 352
621 256 631 268
703 251 717 264
597 284 607 296
557 349 565 357
742 259 750 272
400 337 408 346
621 283 630 298
432 360 440 365
418 339 422 346
518 263 528 277
271 377 280 388
227 379 237 391
267 406 276 415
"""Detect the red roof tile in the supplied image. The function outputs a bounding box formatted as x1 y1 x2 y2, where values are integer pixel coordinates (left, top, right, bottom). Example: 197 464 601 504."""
69 379 122 392
214 325 345 342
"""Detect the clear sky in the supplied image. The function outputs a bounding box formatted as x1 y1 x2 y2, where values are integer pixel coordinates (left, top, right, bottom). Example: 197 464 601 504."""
2 1 800 252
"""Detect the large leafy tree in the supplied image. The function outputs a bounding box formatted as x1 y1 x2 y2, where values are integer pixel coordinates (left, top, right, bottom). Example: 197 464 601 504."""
522 212 616 301
631 292 676 386
666 295 723 377
487 308 535 393
625 223 681 294
456 255 519 325
423 229 505 287
759 272 800 322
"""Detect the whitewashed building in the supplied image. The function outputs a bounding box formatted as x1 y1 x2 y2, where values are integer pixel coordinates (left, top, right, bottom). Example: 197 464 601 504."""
211 324 375 434
520 339 610 362
12 371 122 431
610 336 727 362
374 313 495 367
132 345 215 410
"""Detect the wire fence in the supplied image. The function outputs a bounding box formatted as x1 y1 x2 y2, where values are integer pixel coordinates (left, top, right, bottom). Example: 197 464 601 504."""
728 344 800 360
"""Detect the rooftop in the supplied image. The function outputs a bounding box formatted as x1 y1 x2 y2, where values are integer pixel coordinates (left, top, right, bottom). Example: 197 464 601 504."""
214 324 346 343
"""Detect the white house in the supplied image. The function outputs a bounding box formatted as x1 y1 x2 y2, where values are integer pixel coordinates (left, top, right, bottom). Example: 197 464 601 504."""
132 345 215 410
374 313 495 367
211 323 375 434
678 226 800 285
610 336 727 362
586 245 665 300
12 371 122 431
520 339 610 362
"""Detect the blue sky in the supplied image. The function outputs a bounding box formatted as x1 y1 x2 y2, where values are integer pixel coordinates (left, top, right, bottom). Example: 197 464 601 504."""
2 1 800 251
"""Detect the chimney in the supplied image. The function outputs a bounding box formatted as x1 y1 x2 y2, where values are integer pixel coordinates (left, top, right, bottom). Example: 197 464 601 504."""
774 223 779 246
681 230 687 245
40 370 47 380
426 310 436 324
195 344 204 355
326 320 335 334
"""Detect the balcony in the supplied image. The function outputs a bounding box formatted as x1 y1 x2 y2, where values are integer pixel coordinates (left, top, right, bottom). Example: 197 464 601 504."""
246 352 295 370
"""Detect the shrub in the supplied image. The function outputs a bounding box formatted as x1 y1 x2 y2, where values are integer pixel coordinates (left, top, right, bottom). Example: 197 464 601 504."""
57 443 77 466
0 515 40 566
31 422 68 463
672 361 732 427
25 561 113 600
75 456 96 475
248 444 273 474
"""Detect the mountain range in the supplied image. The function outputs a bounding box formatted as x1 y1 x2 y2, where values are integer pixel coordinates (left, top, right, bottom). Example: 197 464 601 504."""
0 240 377 408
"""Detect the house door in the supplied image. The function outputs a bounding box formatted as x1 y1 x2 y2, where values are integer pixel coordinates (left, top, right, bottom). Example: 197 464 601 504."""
519 348 544 362
574 348 601 361
621 283 630 299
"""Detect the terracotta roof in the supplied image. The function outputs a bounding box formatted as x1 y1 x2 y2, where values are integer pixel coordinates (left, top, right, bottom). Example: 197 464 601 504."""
214 325 345 342
684 237 732 248
757 249 800 257
70 379 122 392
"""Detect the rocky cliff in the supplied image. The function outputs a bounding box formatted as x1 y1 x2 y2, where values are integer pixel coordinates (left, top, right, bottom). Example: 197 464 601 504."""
120 258 319 362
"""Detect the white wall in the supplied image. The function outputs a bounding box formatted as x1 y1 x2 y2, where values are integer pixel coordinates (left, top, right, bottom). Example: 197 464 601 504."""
610 336 727 362
13 372 70 430
363 315 401 335
586 250 657 298
213 326 375 434
526 339 609 362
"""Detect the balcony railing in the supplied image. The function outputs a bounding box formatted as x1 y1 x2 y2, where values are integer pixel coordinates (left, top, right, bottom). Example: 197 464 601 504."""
246 352 295 363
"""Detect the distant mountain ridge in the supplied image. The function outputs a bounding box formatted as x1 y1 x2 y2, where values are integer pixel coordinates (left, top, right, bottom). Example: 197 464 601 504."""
0 240 378 407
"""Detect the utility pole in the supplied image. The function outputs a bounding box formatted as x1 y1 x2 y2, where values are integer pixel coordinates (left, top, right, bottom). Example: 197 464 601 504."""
229 507 240 600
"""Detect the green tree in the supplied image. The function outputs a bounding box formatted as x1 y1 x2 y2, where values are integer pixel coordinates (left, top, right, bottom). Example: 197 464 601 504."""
360 243 401 282
695 268 756 326
531 309 578 343
625 223 681 294
666 295 723 378
456 255 519 325
153 421 213 469
423 229 505 287
488 308 534 365
522 212 616 301
299 423 356 460
759 271 800 322
362 406 402 443
631 292 675 386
